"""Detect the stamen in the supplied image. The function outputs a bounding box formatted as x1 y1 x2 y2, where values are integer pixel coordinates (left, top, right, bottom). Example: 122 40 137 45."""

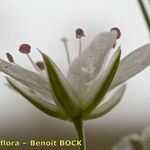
19 44 31 54
75 28 85 55
27 54 42 73
19 44 43 74
61 37 71 68
36 61 45 70
79 38 82 55
110 27 121 39
113 42 116 48
75 28 85 38
6 53 14 63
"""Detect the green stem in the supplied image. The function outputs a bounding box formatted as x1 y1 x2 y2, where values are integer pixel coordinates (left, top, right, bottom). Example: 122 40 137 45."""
73 117 86 150
137 0 150 34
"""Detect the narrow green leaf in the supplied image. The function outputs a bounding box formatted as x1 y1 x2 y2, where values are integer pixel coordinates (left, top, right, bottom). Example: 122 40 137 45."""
41 52 81 117
84 84 126 120
83 48 121 116
7 77 68 120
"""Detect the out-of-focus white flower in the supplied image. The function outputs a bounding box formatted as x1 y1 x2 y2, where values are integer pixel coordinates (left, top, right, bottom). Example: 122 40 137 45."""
112 126 150 150
0 28 150 121
112 134 142 150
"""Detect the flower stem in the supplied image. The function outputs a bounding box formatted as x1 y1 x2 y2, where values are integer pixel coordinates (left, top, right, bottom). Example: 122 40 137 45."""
137 0 150 34
73 117 86 150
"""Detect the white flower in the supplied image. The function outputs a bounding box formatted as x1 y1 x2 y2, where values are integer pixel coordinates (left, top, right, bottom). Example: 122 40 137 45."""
0 28 150 121
112 126 150 150
112 133 142 150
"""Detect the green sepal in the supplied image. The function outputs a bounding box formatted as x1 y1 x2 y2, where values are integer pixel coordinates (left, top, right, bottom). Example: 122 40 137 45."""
83 48 121 116
84 84 126 120
41 52 81 118
7 77 68 120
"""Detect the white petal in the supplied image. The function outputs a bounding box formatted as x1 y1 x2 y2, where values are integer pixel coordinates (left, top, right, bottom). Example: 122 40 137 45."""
112 134 141 150
0 59 52 99
141 126 150 142
110 44 150 89
82 48 121 114
85 84 126 120
7 77 67 120
68 30 117 98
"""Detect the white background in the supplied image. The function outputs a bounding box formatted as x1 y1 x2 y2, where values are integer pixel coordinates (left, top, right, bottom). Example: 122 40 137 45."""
0 0 149 149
